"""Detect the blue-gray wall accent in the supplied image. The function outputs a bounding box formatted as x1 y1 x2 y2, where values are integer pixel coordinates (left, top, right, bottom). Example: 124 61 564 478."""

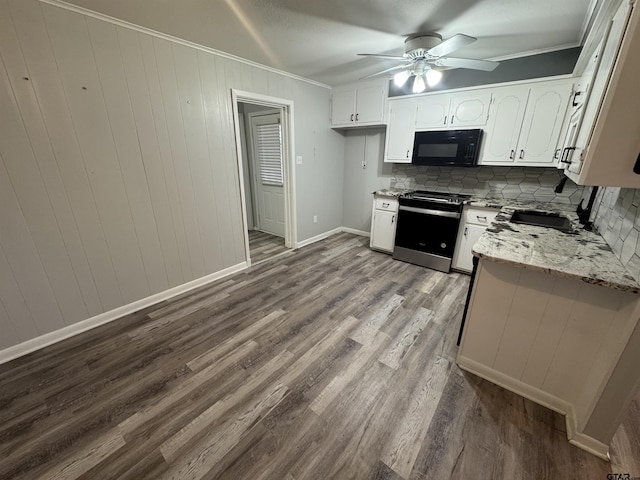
389 47 581 97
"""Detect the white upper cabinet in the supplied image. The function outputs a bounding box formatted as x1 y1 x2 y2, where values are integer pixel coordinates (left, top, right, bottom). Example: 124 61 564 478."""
414 94 450 128
414 90 491 129
479 79 572 166
479 86 530 164
330 79 387 128
384 98 417 163
517 82 573 165
448 91 492 128
563 0 640 187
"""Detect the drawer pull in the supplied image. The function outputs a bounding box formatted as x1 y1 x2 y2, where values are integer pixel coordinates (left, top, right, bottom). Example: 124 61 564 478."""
382 202 390 207
476 215 487 221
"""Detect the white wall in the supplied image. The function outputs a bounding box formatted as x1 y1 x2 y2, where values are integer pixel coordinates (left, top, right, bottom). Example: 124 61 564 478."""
0 0 345 353
342 129 393 233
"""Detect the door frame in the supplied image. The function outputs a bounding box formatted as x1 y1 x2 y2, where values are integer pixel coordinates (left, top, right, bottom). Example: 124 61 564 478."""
231 90 297 264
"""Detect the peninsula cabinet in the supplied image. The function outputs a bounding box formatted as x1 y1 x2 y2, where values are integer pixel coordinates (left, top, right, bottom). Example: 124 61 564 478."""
384 98 417 163
479 79 573 166
330 79 387 128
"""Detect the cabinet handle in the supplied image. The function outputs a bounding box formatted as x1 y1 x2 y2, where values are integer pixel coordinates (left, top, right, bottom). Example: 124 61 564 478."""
553 148 561 160
509 150 515 160
560 147 576 164
451 115 454 124
356 113 359 121
572 91 582 107
443 115 447 125
382 202 390 207
392 214 395 224
476 216 487 221
464 227 468 236
519 150 525 159
406 150 410 158
350 114 354 122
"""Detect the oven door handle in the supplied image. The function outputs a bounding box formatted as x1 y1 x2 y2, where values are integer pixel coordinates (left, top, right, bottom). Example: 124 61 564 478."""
399 205 461 218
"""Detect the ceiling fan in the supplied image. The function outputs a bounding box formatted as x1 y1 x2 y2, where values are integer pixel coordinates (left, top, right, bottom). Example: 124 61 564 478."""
358 33 500 92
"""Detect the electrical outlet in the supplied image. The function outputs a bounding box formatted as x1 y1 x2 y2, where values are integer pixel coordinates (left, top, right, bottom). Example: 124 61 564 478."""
313 215 318 224
296 155 303 165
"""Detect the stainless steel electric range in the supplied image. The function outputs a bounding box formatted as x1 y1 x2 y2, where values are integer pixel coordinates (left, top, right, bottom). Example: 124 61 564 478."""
393 190 472 273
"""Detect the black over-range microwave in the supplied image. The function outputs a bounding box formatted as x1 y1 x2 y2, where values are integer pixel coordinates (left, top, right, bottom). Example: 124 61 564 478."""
412 129 483 167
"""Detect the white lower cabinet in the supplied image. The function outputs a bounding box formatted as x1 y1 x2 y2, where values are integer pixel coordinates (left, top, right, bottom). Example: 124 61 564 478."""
453 206 500 272
370 196 399 253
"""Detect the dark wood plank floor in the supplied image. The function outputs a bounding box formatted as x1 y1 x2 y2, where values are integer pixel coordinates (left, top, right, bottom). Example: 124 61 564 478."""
248 230 288 265
0 233 638 479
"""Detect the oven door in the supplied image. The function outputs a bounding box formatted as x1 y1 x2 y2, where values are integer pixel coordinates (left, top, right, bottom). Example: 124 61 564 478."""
393 206 461 272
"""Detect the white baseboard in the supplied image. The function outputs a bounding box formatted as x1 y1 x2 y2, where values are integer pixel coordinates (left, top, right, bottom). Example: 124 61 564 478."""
0 262 248 366
341 227 370 237
457 355 611 460
457 356 571 414
296 226 371 249
565 411 611 460
295 227 343 248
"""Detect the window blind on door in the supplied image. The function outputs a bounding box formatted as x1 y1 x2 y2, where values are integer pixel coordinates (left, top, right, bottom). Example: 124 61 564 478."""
255 123 283 186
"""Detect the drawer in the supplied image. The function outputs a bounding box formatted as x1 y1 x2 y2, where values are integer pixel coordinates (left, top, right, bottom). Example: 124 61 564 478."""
374 197 398 212
464 206 499 226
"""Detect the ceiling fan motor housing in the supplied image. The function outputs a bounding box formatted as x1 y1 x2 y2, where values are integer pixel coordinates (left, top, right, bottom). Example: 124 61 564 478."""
404 34 442 59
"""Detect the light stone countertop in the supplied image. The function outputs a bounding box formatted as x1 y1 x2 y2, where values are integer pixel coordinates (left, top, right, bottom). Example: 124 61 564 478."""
470 201 640 294
372 188 413 198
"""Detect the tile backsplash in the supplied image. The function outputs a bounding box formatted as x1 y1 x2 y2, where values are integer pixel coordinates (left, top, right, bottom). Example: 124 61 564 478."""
592 187 640 283
391 165 585 205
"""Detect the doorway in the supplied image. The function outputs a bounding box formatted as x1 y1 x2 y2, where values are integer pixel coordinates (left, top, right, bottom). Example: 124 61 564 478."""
232 91 297 266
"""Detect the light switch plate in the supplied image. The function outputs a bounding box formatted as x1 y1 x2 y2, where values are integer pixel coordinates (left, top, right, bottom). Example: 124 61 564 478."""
296 155 303 165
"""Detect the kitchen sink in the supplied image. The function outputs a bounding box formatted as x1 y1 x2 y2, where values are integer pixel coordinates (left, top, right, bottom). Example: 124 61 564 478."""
510 210 572 232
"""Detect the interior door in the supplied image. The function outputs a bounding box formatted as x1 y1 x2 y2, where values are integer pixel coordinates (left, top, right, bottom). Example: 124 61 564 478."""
250 113 285 237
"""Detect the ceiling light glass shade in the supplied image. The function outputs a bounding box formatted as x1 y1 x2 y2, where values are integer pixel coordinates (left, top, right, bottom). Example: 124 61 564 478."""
426 69 442 87
393 70 411 87
412 74 426 93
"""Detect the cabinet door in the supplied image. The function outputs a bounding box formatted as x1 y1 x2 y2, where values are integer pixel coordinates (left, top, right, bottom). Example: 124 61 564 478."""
449 90 492 127
415 94 450 129
453 223 486 273
331 87 356 126
567 2 640 184
355 83 386 124
384 99 417 163
516 81 572 165
371 209 397 253
479 85 529 165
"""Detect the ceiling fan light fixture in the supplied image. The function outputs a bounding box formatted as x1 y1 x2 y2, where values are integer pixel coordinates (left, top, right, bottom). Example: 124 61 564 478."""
425 68 442 86
412 74 426 93
393 70 411 87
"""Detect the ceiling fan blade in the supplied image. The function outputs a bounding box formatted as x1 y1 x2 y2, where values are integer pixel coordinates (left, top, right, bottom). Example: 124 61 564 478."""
434 57 500 72
426 33 476 58
360 64 412 80
357 53 411 61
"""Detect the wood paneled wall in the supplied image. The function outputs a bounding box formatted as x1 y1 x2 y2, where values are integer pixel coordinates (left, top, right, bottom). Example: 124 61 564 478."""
0 0 343 352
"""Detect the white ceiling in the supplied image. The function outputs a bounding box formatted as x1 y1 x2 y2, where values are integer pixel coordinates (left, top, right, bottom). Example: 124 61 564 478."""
60 0 597 86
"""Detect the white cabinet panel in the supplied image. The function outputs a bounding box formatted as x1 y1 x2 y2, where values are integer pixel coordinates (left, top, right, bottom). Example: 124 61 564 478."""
453 206 500 273
479 86 529 164
479 80 572 167
517 82 572 165
414 90 491 130
564 0 640 187
384 99 417 163
331 88 356 126
449 90 492 127
331 79 386 128
414 94 449 129
370 196 399 253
